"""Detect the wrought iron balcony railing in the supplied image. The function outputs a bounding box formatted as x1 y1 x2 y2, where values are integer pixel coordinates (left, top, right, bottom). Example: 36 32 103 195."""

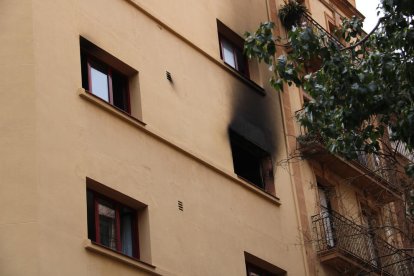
301 12 344 49
355 152 396 186
388 127 414 163
312 209 414 275
298 127 403 203
391 140 414 163
297 124 402 201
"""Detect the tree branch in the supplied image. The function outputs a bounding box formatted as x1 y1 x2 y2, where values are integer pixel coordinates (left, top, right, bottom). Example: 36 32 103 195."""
340 16 389 52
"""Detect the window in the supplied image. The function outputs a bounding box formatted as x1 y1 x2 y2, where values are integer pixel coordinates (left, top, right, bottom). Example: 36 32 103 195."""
217 20 249 77
328 21 337 35
229 130 274 193
405 188 414 217
80 37 137 114
318 184 335 248
87 189 139 258
246 263 277 276
83 57 130 112
245 252 286 276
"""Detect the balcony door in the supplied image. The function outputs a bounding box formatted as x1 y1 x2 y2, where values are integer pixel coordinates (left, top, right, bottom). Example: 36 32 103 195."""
361 205 380 268
318 185 335 248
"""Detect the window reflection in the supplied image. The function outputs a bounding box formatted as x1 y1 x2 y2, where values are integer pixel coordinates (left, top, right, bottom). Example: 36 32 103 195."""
90 66 109 102
221 40 236 68
98 202 116 250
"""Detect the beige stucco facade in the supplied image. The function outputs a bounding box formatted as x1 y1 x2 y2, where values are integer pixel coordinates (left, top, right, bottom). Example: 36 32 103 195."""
4 0 408 276
0 0 303 275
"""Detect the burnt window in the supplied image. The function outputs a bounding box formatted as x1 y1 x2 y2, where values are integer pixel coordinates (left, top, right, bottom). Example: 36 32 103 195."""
217 20 249 78
229 131 274 193
80 37 137 114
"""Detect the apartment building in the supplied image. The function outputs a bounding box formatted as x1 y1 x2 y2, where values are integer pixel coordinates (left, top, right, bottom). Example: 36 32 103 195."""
0 0 306 275
1 0 413 275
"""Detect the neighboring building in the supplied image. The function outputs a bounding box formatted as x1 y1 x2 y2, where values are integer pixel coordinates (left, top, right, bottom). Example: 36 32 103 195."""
1 0 412 276
282 1 414 276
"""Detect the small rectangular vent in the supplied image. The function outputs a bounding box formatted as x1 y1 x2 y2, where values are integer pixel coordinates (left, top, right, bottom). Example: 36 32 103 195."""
166 71 173 82
178 200 183 211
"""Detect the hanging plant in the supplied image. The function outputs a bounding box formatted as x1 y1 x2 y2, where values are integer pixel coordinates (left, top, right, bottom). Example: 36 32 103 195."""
278 0 307 30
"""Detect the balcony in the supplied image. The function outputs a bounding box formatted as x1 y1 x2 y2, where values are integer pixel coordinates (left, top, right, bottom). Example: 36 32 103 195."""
299 133 402 203
387 127 414 164
301 12 344 49
354 151 401 190
312 210 414 275
391 140 414 163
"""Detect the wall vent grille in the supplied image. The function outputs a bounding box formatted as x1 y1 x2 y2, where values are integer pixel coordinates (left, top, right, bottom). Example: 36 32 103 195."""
166 71 173 82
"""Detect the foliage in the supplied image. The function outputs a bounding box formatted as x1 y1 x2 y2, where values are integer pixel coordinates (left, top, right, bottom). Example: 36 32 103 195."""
278 0 307 30
244 0 414 176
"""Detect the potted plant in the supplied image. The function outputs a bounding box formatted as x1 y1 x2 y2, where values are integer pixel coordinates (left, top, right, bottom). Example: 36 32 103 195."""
278 0 307 30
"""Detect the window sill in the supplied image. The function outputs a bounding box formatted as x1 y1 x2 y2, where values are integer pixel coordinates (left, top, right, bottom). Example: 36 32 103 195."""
221 62 266 96
84 239 167 275
78 88 146 127
235 176 281 205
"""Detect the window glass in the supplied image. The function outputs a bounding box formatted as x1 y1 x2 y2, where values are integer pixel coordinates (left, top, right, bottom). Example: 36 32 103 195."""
221 40 236 68
112 71 128 112
121 207 134 256
90 66 109 102
235 48 248 75
86 190 96 241
86 189 139 258
98 202 116 250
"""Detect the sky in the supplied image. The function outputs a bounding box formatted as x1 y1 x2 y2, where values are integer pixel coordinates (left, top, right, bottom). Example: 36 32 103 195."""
355 0 382 32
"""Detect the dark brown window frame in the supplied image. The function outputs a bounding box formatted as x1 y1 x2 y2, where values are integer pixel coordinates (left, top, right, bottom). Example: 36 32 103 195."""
84 55 131 113
245 252 286 276
80 37 137 115
217 20 250 78
87 189 140 259
246 262 277 276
